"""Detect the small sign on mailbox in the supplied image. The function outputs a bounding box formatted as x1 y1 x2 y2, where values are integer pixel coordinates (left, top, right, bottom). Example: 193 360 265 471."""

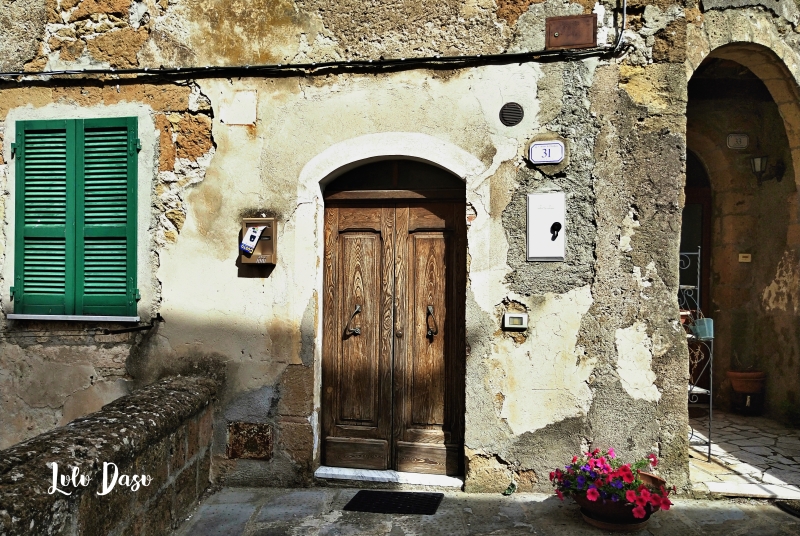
240 217 277 264
527 192 566 262
528 140 565 165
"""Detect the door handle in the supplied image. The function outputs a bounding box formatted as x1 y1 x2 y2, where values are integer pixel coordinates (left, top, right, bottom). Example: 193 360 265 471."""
426 305 438 338
344 304 361 336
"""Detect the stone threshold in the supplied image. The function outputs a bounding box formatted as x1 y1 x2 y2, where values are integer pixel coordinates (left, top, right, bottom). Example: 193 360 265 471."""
314 466 463 488
705 481 800 500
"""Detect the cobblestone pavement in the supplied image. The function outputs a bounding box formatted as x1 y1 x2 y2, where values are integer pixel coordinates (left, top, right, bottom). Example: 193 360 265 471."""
175 486 799 535
689 411 800 499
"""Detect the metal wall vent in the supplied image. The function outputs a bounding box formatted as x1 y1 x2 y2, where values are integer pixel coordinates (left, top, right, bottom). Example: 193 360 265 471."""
499 102 524 126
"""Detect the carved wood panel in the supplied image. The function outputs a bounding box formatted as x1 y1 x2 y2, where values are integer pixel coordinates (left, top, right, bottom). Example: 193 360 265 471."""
322 200 465 476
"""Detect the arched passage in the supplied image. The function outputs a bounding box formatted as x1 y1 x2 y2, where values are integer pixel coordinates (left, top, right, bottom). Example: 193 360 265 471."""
686 44 800 420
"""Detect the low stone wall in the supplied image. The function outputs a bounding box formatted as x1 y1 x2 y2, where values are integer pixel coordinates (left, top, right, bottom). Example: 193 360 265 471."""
0 376 216 536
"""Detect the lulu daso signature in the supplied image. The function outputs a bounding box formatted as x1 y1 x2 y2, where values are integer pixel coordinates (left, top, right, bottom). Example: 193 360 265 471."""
48 462 153 496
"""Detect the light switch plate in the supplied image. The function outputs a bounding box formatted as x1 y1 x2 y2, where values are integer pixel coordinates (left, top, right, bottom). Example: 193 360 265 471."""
504 313 528 330
738 253 752 263
527 192 566 261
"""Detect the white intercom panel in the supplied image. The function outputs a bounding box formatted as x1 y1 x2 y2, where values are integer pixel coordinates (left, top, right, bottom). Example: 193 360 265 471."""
527 192 566 261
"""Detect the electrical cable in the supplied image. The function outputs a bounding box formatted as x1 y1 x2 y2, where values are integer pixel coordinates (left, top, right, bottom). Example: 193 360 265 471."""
0 2 628 81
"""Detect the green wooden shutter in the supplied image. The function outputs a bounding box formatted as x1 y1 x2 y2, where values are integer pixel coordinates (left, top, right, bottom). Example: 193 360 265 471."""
14 121 76 314
75 117 137 316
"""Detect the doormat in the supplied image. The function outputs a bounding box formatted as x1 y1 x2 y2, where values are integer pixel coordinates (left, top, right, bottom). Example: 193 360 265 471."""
343 490 444 515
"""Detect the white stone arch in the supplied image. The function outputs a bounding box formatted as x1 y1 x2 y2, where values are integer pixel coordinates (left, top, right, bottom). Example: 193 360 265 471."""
300 132 488 461
297 132 487 195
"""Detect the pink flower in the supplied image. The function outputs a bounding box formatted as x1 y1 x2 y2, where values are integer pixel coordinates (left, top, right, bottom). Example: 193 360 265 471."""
649 493 662 507
625 490 637 503
660 497 672 511
647 453 659 467
572 455 578 463
621 469 635 484
586 488 600 501
607 447 616 459
549 471 555 481
556 489 564 501
635 495 648 507
632 505 647 519
639 488 651 501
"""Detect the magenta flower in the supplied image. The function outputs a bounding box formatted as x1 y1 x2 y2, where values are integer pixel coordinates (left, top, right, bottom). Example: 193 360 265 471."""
632 505 647 519
586 487 600 501
607 447 616 459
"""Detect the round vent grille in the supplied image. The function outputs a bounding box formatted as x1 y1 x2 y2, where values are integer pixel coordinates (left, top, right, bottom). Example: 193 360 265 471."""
499 102 524 127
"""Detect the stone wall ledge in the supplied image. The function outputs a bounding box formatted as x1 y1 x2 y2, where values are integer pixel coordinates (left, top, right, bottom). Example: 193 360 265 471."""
0 375 217 536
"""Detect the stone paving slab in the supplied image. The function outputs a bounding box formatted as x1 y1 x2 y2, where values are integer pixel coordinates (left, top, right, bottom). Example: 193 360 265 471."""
689 411 800 499
175 487 800 536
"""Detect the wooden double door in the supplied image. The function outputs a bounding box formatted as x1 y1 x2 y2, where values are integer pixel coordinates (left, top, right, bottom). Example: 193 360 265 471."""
322 200 466 475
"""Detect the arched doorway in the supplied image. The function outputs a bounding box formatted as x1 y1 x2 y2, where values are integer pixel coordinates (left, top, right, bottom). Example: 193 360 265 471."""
320 160 467 475
687 50 800 419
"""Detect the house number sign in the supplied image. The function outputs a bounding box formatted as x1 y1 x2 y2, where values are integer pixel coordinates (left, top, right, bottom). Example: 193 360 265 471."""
727 133 749 149
528 140 565 164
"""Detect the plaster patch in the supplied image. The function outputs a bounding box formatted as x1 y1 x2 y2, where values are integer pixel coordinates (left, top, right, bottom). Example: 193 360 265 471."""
618 207 640 252
762 250 800 314
491 285 594 435
221 91 258 125
614 322 661 403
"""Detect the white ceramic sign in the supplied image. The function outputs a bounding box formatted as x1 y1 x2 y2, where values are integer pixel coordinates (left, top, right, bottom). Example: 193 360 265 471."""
527 192 566 262
727 133 749 149
528 140 565 164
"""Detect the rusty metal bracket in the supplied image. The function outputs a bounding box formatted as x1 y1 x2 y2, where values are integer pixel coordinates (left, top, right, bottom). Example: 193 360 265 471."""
102 313 164 335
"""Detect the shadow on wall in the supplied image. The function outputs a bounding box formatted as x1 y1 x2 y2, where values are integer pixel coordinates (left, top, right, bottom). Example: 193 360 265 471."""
0 313 315 483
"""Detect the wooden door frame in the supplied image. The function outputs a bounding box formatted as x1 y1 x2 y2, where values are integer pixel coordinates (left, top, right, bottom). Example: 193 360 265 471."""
321 192 467 475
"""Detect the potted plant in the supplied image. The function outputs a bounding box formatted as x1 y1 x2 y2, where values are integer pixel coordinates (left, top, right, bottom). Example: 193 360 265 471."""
550 448 673 531
726 351 766 415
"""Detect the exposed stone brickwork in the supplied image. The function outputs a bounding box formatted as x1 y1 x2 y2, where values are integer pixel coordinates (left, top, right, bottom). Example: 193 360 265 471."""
0 376 216 536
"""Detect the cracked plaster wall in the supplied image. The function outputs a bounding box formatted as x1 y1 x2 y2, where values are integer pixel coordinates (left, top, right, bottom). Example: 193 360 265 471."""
11 0 800 492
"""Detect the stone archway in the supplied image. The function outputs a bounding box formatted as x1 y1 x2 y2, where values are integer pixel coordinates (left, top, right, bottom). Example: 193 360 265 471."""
686 42 800 420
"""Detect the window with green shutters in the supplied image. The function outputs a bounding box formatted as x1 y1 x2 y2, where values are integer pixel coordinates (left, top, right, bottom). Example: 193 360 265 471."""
12 117 138 317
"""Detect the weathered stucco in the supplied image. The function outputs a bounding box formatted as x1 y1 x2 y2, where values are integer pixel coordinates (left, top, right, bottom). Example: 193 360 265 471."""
2 0 799 495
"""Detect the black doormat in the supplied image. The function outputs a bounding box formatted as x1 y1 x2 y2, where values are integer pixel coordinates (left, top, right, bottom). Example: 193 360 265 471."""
343 490 444 515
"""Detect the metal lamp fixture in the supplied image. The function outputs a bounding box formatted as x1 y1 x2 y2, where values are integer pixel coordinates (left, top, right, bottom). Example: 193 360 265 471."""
750 155 785 185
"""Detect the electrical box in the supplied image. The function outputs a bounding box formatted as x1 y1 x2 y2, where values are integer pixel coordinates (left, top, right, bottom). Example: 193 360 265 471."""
527 192 565 262
240 217 277 264
504 313 528 330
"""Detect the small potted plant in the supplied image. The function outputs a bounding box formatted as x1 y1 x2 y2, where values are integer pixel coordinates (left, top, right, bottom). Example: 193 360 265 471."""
550 448 673 531
726 351 766 415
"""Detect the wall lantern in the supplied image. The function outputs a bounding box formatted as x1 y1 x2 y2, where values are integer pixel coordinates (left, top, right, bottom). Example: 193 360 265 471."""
750 155 785 185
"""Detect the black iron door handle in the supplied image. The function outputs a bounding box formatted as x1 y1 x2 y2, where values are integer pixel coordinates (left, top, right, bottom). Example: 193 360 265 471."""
426 305 438 338
344 304 361 336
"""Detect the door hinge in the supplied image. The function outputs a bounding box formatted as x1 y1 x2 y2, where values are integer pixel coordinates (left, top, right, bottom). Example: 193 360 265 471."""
129 138 142 154
135 289 141 301
10 143 17 159
9 286 14 301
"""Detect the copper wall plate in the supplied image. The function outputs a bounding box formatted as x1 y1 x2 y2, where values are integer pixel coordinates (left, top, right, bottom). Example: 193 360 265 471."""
545 14 597 50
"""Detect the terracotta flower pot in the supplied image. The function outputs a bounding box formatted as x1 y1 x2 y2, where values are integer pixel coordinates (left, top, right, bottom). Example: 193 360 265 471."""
571 472 666 532
727 370 766 394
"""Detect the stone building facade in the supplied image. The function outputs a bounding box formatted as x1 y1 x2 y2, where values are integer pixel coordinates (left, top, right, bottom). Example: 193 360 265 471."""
1 0 799 493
